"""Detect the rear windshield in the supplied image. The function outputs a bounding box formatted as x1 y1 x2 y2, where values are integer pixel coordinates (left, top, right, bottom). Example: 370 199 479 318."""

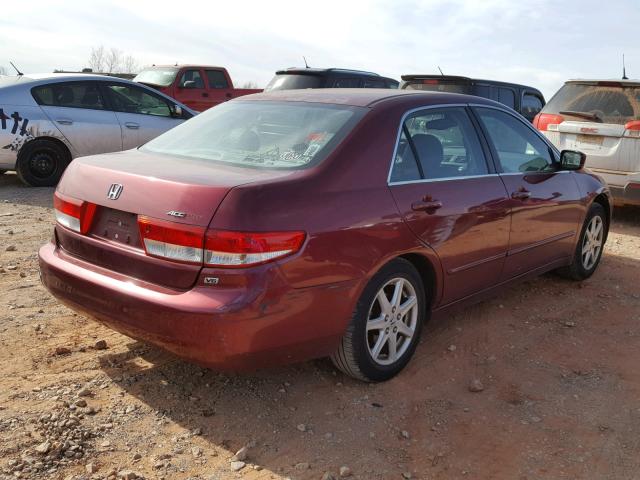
264 74 323 92
542 83 640 124
133 68 179 87
141 101 365 169
402 80 471 94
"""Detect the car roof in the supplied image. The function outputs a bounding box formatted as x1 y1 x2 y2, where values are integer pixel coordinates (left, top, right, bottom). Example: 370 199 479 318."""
401 74 543 92
565 78 640 86
237 88 499 108
275 67 382 77
0 73 139 86
142 65 226 70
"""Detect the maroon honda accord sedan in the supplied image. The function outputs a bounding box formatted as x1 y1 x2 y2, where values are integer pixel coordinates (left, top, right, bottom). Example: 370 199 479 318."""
39 89 611 381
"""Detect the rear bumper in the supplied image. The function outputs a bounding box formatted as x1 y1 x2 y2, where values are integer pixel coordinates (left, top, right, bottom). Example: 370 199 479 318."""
38 242 358 370
610 182 640 206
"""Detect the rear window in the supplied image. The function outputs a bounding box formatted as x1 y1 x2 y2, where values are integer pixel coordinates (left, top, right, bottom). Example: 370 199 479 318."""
402 80 471 94
264 74 323 92
141 101 365 169
542 83 640 124
133 68 179 87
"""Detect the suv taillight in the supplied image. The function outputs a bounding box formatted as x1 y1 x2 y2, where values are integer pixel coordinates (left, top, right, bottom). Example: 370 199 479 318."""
534 113 565 131
53 192 96 234
137 216 305 267
624 120 640 131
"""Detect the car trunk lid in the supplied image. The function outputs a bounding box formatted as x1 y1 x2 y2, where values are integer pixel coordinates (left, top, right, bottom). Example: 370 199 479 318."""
55 149 294 289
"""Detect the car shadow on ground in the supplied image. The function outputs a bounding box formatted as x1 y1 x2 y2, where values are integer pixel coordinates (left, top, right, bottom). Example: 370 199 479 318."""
0 172 53 208
612 205 640 232
94 245 640 479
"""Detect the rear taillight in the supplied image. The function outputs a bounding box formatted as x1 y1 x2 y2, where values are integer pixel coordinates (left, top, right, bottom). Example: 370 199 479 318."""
624 120 640 131
204 230 306 268
138 216 205 264
53 192 96 234
534 113 565 131
137 216 306 268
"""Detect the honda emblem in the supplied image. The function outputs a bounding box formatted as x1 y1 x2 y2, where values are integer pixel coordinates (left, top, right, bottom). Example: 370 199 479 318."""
107 183 123 200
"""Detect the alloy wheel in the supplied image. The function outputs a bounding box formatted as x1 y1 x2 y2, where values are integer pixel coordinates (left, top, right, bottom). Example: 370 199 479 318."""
581 215 603 270
366 277 418 366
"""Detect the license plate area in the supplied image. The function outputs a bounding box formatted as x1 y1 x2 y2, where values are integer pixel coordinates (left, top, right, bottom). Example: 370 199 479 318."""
577 134 604 146
90 207 142 248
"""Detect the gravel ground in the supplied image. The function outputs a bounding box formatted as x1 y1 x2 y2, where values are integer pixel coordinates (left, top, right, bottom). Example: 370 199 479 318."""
1 171 640 480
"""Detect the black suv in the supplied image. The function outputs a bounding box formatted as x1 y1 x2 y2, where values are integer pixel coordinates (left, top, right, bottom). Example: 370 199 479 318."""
265 68 399 92
401 75 545 123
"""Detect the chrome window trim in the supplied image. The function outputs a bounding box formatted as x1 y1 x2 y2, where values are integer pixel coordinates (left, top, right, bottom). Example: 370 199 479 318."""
389 173 499 186
468 102 561 159
386 103 491 186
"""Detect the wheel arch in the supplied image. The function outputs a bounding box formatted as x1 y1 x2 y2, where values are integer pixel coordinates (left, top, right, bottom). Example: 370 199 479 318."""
17 136 73 164
398 252 438 311
592 192 611 241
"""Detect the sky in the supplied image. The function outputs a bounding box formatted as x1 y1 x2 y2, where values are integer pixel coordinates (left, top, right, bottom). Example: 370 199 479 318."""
0 0 638 99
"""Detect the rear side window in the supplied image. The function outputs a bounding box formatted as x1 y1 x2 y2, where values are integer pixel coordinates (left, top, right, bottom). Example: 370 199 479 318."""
104 84 171 117
363 78 385 88
32 82 105 110
521 93 544 118
498 88 515 109
206 70 229 89
475 107 553 173
179 69 204 89
542 83 639 124
333 78 361 88
390 107 489 183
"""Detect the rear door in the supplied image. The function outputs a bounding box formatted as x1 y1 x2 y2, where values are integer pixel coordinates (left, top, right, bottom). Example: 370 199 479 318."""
388 106 511 305
32 81 122 156
101 82 184 150
204 69 233 106
473 106 582 280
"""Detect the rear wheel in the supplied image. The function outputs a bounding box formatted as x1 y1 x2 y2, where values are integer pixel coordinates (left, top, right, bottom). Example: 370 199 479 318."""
331 258 426 382
557 203 607 280
16 139 70 187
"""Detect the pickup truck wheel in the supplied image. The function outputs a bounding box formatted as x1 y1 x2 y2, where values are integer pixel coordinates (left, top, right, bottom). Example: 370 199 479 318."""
331 258 425 382
557 203 607 280
16 139 70 187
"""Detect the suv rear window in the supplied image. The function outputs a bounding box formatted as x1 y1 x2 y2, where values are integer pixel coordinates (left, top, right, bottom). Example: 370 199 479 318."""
542 83 640 124
142 101 365 169
264 74 323 92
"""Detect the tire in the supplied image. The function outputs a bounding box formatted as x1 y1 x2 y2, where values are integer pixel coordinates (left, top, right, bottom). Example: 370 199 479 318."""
15 139 70 187
331 258 426 382
557 202 607 280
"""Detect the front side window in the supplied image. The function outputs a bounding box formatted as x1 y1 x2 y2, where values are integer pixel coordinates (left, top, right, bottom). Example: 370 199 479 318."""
178 69 204 89
104 84 171 117
475 107 554 173
142 101 365 169
206 70 229 89
390 107 489 183
32 82 105 110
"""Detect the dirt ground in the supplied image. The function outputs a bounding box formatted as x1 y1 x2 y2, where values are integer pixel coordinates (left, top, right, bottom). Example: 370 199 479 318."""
1 171 640 480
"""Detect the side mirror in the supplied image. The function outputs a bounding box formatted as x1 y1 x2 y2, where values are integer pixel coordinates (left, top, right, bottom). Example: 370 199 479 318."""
181 80 196 89
559 150 586 170
170 104 183 118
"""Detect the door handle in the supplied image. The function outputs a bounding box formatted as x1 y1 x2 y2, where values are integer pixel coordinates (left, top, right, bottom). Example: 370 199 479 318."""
124 122 140 130
411 199 443 213
202 92 209 97
511 189 531 200
56 118 73 125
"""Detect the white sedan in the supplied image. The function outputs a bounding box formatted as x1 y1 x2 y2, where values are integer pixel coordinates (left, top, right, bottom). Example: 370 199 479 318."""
0 73 196 186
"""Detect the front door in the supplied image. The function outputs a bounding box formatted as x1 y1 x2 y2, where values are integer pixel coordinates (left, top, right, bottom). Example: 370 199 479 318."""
388 106 511 305
101 83 184 150
472 106 583 280
176 68 209 111
35 81 122 156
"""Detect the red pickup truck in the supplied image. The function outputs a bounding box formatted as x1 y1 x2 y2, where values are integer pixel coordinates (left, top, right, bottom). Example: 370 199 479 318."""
133 65 262 112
